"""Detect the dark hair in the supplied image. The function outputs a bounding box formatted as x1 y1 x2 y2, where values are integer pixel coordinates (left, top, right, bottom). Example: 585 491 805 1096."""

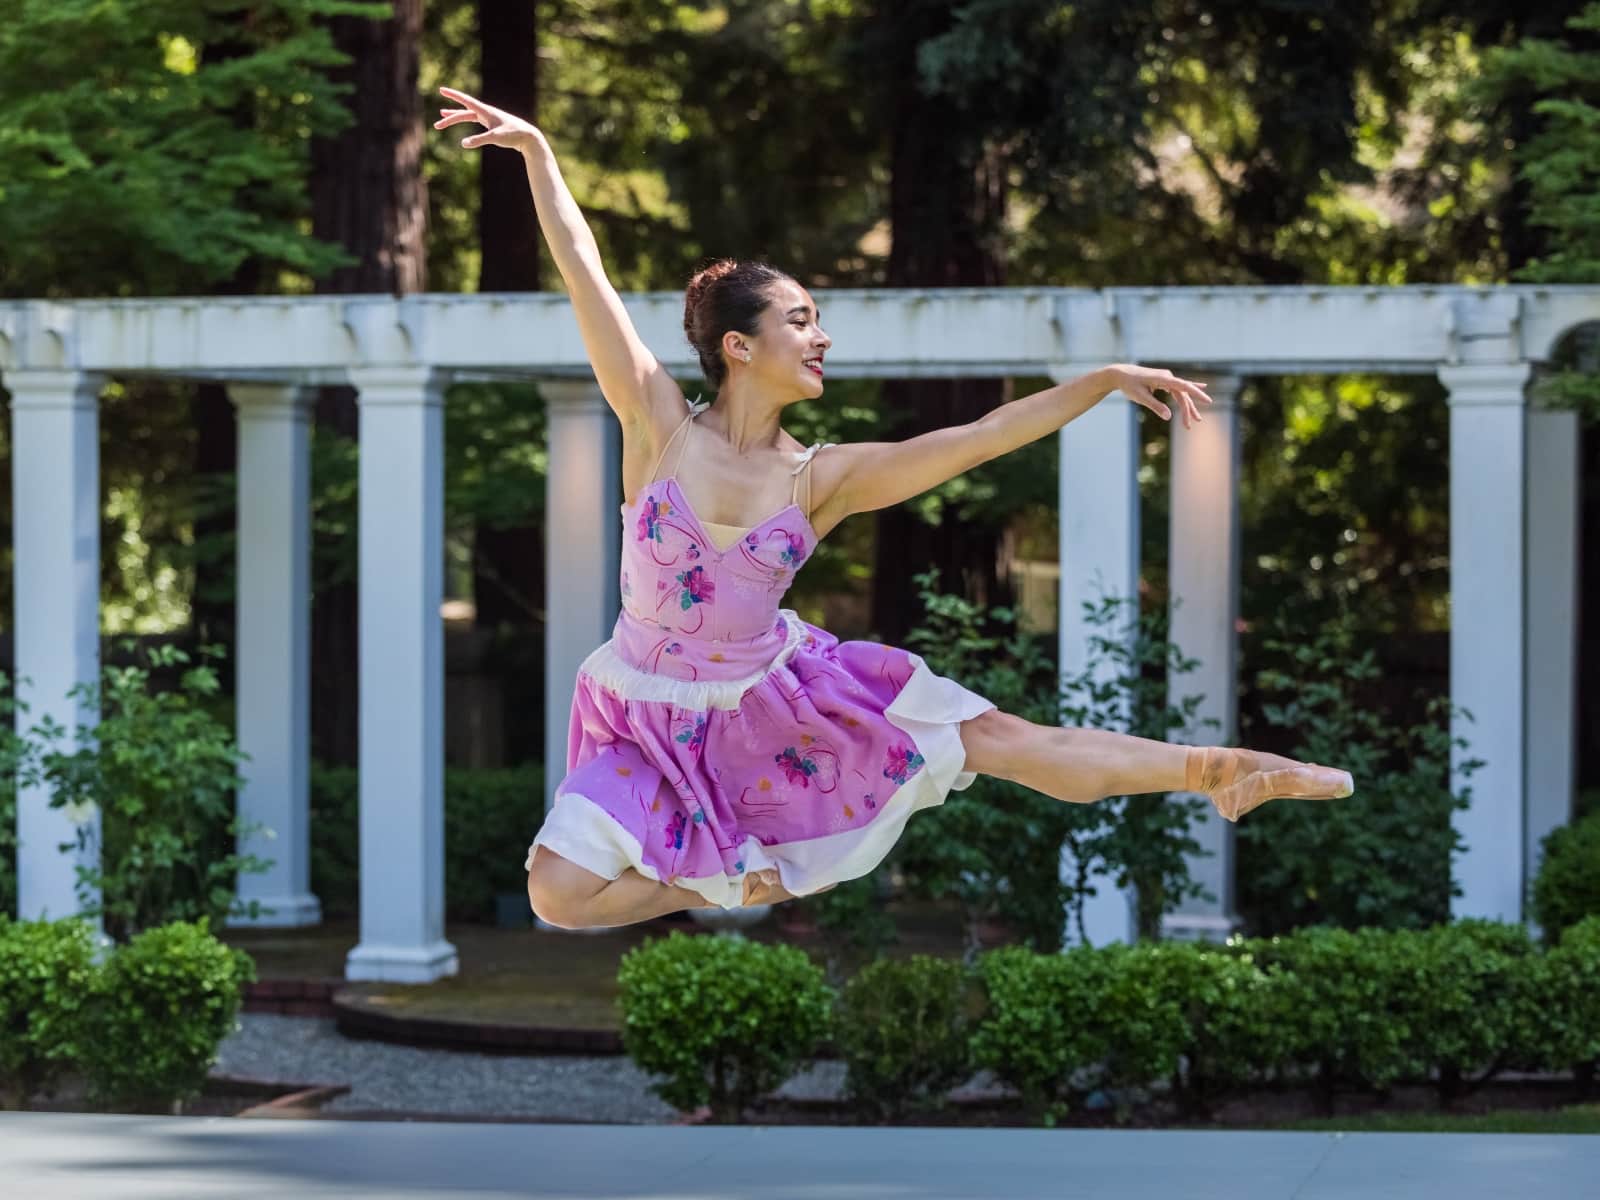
683 259 795 389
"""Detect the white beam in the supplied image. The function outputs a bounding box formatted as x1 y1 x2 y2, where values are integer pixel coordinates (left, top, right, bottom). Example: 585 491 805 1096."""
1440 363 1532 923
6 369 103 922
1163 374 1244 941
226 383 319 927
1055 368 1139 946
345 367 457 982
542 380 623 820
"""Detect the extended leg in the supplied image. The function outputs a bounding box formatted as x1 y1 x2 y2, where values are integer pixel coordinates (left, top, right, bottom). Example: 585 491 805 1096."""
527 846 713 929
959 709 1352 819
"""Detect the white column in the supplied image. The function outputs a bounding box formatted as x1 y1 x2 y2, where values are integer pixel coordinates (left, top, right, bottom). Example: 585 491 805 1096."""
6 369 103 922
1054 366 1139 946
542 380 622 816
226 383 319 927
1440 362 1531 923
346 367 457 982
1163 373 1243 941
1524 394 1580 923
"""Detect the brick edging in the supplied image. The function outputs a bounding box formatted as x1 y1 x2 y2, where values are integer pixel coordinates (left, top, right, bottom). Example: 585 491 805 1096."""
243 978 342 1019
331 990 624 1056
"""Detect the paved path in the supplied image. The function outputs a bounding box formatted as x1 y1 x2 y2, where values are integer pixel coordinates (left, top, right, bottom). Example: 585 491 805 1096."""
3 1112 1596 1199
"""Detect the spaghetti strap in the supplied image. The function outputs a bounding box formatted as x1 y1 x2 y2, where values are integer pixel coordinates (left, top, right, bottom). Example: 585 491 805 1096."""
789 441 836 523
643 395 710 485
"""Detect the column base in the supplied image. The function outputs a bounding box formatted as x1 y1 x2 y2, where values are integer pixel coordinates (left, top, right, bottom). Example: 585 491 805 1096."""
227 892 323 929
1161 912 1242 943
345 939 460 983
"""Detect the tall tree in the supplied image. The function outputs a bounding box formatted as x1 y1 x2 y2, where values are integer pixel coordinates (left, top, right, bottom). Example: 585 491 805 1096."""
308 0 431 765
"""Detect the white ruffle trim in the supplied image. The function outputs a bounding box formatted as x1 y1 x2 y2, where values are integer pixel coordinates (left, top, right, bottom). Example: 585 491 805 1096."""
525 651 996 909
577 608 808 711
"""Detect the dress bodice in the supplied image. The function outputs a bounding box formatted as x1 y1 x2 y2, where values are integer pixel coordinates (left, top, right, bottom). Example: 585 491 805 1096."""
610 474 818 681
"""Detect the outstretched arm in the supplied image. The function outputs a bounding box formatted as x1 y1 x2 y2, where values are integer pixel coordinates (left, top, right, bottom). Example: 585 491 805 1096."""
823 365 1211 521
434 86 681 434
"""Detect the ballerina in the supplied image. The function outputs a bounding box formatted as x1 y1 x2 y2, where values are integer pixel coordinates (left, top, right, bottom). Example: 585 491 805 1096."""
434 86 1354 929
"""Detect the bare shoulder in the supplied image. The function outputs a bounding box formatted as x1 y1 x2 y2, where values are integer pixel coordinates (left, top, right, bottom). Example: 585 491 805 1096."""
806 440 868 540
619 369 701 500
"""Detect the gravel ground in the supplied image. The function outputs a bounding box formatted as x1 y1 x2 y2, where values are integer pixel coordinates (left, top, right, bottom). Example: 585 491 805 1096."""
216 1014 850 1123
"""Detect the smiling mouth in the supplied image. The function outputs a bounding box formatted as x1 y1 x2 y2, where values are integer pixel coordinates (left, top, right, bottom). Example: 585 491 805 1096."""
803 359 824 377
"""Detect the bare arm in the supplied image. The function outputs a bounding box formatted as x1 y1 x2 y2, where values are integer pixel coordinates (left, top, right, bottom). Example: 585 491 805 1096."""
823 365 1212 520
435 87 681 435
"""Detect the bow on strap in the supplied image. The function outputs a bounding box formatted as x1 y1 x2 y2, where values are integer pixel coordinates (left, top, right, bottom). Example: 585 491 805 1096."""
687 394 712 415
789 441 837 474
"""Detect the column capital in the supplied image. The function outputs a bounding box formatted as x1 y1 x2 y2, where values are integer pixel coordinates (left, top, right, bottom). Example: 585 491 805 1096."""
540 377 608 412
226 381 316 420
2 369 105 409
1438 362 1533 407
348 366 450 405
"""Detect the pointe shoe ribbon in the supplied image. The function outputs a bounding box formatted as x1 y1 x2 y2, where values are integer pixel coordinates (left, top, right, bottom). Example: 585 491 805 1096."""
1185 747 1354 822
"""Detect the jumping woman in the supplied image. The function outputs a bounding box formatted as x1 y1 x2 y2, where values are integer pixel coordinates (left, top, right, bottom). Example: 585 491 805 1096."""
434 86 1355 929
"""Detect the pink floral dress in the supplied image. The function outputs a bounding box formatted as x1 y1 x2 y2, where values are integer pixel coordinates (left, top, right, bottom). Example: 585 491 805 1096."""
526 398 995 908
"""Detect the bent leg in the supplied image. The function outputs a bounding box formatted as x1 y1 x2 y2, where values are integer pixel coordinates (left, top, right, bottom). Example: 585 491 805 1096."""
958 708 1351 819
527 846 712 930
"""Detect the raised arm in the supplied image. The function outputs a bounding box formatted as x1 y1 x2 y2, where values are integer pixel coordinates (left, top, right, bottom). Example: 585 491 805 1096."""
819 365 1212 524
434 86 681 435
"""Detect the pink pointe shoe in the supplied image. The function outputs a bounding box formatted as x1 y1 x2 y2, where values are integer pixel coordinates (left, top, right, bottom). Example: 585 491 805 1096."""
1185 747 1354 823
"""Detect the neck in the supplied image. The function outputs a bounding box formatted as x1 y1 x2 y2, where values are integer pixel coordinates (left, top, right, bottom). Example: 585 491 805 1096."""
708 378 788 453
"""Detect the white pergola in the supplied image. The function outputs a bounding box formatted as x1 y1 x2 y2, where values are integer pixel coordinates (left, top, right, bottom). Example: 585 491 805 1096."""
3 286 1592 978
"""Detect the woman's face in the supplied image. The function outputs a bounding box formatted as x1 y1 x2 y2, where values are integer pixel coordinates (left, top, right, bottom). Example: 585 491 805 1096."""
734 278 831 399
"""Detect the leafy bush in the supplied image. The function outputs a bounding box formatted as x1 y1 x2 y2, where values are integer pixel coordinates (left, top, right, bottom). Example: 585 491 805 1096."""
1237 613 1478 934
617 931 833 1122
897 575 1209 950
1537 916 1600 1089
972 944 1185 1123
1531 811 1600 944
310 761 546 921
0 918 99 1109
1134 940 1298 1117
836 954 974 1121
794 874 898 986
15 643 267 940
76 920 254 1112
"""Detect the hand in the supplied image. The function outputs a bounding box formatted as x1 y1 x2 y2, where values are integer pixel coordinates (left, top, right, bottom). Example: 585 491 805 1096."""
433 86 543 153
1105 364 1212 430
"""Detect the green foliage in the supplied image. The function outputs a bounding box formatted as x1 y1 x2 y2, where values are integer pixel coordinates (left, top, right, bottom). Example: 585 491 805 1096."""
836 954 974 1122
1538 916 1600 1078
1237 612 1476 935
76 919 254 1112
0 0 388 298
1134 941 1298 1117
897 573 1209 951
794 874 898 986
14 643 268 941
616 931 833 1122
0 918 99 1109
972 944 1186 1124
1531 810 1600 944
308 761 545 922
0 675 23 916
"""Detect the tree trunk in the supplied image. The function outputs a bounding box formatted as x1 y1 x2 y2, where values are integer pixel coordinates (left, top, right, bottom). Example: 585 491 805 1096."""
471 0 548 639
308 0 429 766
870 0 1010 644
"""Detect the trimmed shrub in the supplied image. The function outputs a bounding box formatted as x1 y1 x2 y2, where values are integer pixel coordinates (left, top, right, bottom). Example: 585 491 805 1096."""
973 944 1185 1123
0 918 99 1109
1538 915 1600 1089
76 920 254 1111
836 954 974 1121
1531 811 1600 944
617 931 833 1122
1136 941 1299 1117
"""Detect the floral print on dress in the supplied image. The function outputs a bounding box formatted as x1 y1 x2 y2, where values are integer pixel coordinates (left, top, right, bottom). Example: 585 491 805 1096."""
775 745 819 787
779 532 807 568
637 496 670 544
675 565 714 610
664 809 687 851
674 714 707 755
883 743 925 786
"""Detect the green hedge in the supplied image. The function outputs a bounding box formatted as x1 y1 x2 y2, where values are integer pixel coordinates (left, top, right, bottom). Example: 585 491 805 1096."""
616 921 1600 1124
1532 810 1600 943
311 762 544 922
616 931 834 1122
0 917 252 1113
